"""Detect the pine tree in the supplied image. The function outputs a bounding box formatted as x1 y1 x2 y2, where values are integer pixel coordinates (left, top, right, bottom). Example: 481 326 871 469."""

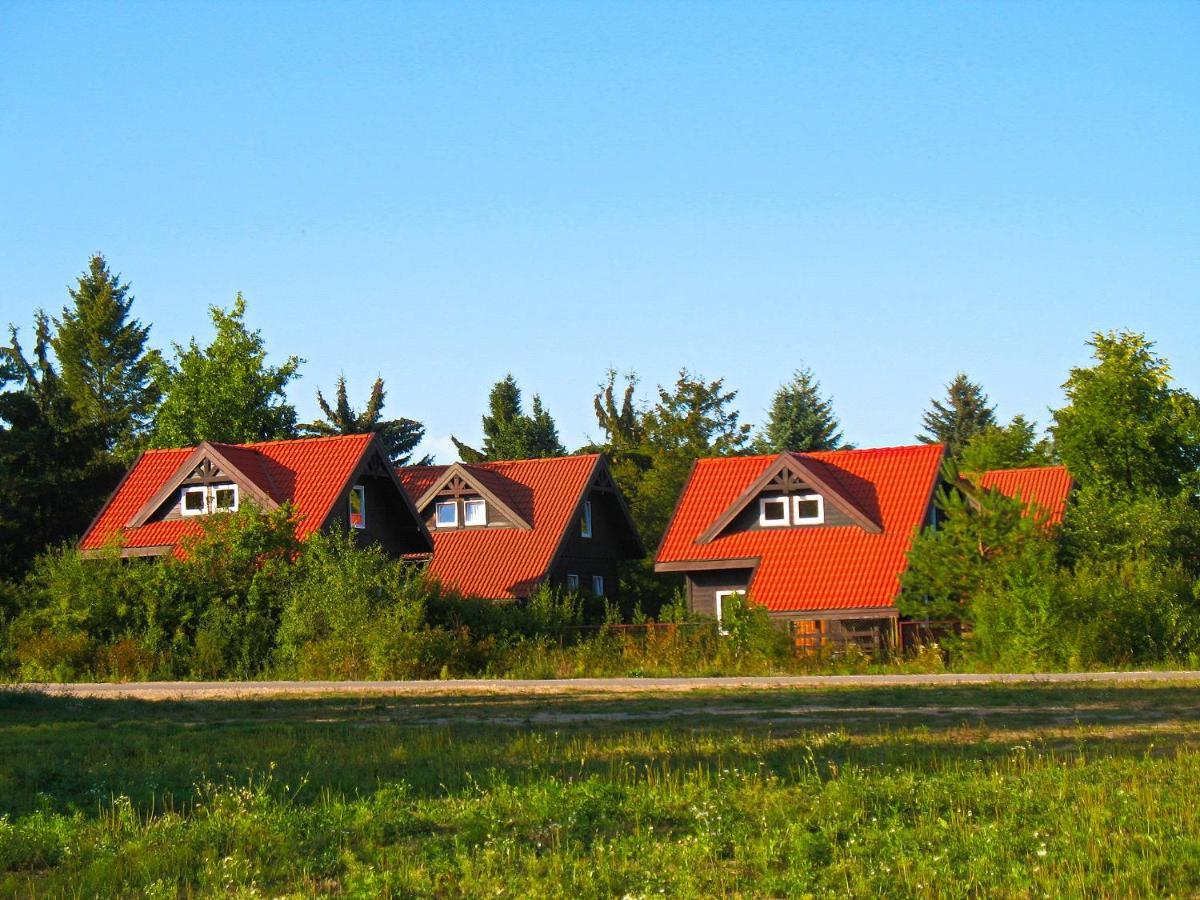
755 367 844 453
50 255 161 458
451 374 566 462
918 373 997 456
151 294 302 447
300 375 431 465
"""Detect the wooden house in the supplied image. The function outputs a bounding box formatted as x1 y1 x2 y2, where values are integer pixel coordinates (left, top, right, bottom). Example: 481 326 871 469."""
655 444 946 648
80 433 432 558
396 453 643 600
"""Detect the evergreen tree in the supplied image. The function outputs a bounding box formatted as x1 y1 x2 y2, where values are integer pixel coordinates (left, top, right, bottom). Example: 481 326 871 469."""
1051 331 1200 494
755 366 844 453
50 255 161 458
451 374 566 462
151 295 302 447
593 369 644 451
300 375 431 465
918 373 997 456
0 314 116 578
959 415 1055 473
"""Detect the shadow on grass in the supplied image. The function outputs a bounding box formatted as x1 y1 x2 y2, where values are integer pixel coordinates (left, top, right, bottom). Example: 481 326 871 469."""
3 682 1199 819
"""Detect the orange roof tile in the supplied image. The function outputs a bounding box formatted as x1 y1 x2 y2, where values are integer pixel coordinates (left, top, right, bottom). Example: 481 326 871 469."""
397 454 620 599
972 465 1073 525
656 444 945 613
81 434 386 553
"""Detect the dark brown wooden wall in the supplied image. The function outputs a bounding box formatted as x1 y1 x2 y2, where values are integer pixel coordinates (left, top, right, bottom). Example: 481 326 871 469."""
549 489 638 601
685 568 755 618
326 474 429 555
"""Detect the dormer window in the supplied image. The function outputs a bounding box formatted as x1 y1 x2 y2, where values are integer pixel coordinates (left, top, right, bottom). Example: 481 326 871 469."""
581 501 593 538
758 497 789 527
464 498 487 526
792 493 824 525
349 485 366 529
182 483 239 516
435 501 458 528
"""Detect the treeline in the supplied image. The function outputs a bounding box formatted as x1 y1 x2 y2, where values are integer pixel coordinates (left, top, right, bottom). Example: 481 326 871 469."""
4 254 1200 676
902 332 1200 667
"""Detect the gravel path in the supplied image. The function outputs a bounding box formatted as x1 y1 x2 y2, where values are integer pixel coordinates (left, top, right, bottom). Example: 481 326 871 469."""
7 670 1200 701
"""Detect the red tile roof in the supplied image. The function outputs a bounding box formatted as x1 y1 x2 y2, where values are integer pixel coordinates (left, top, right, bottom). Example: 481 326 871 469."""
656 444 945 613
81 434 380 553
396 454 606 599
971 465 1073 525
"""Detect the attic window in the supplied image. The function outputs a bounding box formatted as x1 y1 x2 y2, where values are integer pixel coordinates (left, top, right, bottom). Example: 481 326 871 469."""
435 501 458 528
464 498 486 526
581 501 593 538
349 485 366 529
792 494 824 525
182 487 207 517
182 484 238 516
758 497 789 527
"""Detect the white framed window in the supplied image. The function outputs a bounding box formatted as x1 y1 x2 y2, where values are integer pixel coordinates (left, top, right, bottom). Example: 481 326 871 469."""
349 485 366 529
713 590 744 636
182 484 238 516
580 500 593 538
592 575 604 597
182 486 208 517
463 498 487 526
566 573 579 591
792 493 824 525
212 484 239 513
435 501 458 528
758 496 790 527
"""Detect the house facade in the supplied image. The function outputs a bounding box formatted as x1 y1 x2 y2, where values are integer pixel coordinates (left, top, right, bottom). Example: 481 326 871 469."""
80 433 432 558
655 444 946 647
396 453 643 600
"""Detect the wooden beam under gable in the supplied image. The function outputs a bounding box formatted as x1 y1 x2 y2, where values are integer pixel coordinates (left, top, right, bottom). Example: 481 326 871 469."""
694 452 882 545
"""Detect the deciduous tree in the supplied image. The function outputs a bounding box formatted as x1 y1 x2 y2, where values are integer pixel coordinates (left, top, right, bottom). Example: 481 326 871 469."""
1051 331 1200 494
151 295 302 447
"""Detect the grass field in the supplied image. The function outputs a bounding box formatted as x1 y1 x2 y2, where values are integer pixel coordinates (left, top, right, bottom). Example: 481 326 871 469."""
3 682 1200 897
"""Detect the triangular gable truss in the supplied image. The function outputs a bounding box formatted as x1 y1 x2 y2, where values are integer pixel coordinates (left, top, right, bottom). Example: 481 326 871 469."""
414 462 533 531
695 452 882 545
126 441 281 528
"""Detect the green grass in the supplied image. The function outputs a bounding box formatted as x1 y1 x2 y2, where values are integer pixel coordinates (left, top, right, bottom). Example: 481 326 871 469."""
3 683 1200 897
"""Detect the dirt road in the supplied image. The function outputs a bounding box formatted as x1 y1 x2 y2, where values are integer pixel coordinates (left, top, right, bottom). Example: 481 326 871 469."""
7 670 1200 701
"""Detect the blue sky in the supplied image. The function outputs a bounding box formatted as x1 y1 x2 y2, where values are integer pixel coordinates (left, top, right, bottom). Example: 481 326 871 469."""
2 2 1197 462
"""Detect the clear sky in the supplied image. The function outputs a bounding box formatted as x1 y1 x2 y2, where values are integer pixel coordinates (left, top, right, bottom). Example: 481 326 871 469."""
2 2 1197 462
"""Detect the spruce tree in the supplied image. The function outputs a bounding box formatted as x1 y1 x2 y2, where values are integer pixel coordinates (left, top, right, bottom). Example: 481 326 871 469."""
0 314 117 577
300 375 431 465
451 374 566 462
918 373 997 456
755 367 844 453
51 255 161 459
